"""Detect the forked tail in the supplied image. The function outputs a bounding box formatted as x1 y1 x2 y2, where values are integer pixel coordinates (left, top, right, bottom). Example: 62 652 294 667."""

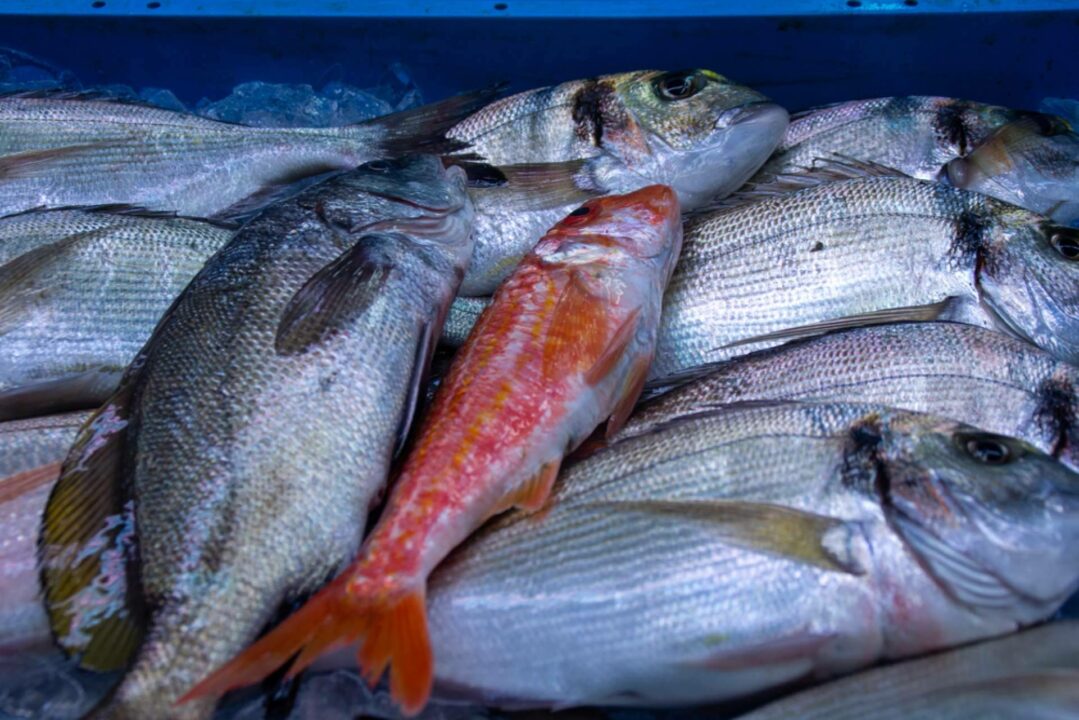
179 578 433 716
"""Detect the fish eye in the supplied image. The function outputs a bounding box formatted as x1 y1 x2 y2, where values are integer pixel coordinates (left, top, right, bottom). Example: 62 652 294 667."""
569 206 591 217
1022 111 1071 137
1050 230 1079 260
957 433 1016 465
653 71 705 101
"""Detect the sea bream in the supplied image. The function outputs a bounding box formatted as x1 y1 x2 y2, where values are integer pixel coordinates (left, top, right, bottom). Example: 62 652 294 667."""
185 184 684 716
754 96 1079 223
446 69 786 294
652 160 1079 379
0 87 498 219
622 322 1079 471
0 206 233 421
405 403 1078 709
38 155 476 719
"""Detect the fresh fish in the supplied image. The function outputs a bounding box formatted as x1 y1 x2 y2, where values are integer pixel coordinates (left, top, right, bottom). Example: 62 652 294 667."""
944 113 1079 224
737 621 1079 719
755 96 1079 223
0 412 87 651
187 185 684 715
0 206 233 421
419 403 1078 709
652 161 1079 379
623 323 1079 471
447 70 786 294
0 87 497 219
38 155 476 719
440 295 489 347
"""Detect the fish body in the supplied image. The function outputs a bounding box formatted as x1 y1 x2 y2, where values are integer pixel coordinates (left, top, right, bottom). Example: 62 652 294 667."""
449 70 787 294
625 322 1079 470
187 185 684 715
415 403 1079 708
0 412 87 651
653 164 1079 379
0 89 495 219
0 207 233 421
738 621 1079 719
38 156 475 719
756 96 1079 223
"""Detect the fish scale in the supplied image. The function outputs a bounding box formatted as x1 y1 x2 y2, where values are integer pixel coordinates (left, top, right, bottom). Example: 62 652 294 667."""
411 402 1079 709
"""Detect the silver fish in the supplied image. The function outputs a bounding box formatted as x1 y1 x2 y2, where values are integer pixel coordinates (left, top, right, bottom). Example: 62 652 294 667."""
0 412 87 651
624 322 1079 470
0 88 497 219
447 70 787 294
413 403 1079 709
652 161 1079 379
0 207 233 421
755 96 1079 223
38 155 475 719
738 621 1079 719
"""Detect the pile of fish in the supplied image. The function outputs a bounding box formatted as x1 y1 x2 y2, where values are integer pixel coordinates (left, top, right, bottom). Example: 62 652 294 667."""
0 63 1078 720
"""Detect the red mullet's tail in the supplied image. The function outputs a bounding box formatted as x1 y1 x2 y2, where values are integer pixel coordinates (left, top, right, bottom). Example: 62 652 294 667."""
179 580 433 716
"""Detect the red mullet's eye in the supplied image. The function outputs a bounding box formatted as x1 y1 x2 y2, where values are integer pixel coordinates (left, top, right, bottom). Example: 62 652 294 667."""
569 206 591 217
561 205 594 225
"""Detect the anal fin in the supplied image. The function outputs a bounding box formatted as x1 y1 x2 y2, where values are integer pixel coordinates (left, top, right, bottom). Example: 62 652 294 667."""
495 460 561 516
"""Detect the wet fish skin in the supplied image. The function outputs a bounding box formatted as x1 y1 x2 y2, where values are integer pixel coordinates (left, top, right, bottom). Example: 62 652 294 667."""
0 88 496 219
186 185 684 716
441 295 489 347
0 207 233 421
652 167 1079 379
0 413 88 651
39 156 475 720
624 322 1079 470
449 70 787 294
737 622 1079 720
417 403 1079 709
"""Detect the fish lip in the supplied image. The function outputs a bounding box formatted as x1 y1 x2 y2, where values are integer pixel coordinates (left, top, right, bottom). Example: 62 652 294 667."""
714 101 788 130
364 188 458 215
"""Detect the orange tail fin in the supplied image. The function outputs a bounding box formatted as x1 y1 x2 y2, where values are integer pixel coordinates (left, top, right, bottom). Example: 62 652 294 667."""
179 582 433 717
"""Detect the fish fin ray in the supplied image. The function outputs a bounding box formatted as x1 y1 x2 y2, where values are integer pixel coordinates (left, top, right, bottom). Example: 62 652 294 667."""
38 386 143 670
542 274 611 382
497 460 561 515
593 499 866 574
456 160 601 210
605 354 652 439
685 630 836 670
0 369 123 422
0 144 118 181
371 85 506 157
275 234 400 355
0 461 62 502
721 301 954 350
395 319 436 456
583 307 642 387
213 170 346 223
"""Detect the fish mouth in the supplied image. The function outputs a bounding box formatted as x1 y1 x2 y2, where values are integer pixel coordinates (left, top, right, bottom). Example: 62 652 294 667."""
715 101 789 130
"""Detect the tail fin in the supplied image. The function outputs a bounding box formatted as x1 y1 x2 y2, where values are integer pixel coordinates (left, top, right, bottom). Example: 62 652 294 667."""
367 84 505 157
179 581 433 717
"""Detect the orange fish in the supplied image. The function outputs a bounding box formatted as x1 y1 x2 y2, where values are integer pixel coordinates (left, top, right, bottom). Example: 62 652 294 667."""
182 184 683 715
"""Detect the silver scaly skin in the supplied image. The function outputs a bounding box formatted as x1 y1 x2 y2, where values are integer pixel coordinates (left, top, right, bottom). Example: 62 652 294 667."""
415 403 1079 709
0 88 497 219
0 413 87 651
653 167 1079 379
38 156 475 719
0 207 233 421
448 70 788 294
738 621 1079 719
755 96 1079 223
626 323 1079 470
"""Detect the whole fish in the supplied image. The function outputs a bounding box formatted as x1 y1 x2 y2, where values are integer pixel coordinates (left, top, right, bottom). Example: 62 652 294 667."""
754 96 1079 223
38 155 476 720
0 412 87 651
447 69 786 294
416 403 1078 709
738 621 1079 719
624 323 1079 471
652 161 1079 379
186 185 684 715
0 206 233 421
0 87 497 219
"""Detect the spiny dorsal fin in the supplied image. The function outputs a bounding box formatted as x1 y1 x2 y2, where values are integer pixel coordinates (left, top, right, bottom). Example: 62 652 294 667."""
695 155 913 215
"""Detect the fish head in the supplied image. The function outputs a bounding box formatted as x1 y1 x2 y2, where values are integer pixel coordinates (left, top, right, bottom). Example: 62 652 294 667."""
943 112 1079 223
327 155 474 254
600 70 788 209
977 212 1079 364
543 185 683 279
871 411 1079 614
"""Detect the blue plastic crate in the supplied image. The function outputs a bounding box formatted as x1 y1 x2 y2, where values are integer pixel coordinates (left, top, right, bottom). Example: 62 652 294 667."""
0 1 1076 113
